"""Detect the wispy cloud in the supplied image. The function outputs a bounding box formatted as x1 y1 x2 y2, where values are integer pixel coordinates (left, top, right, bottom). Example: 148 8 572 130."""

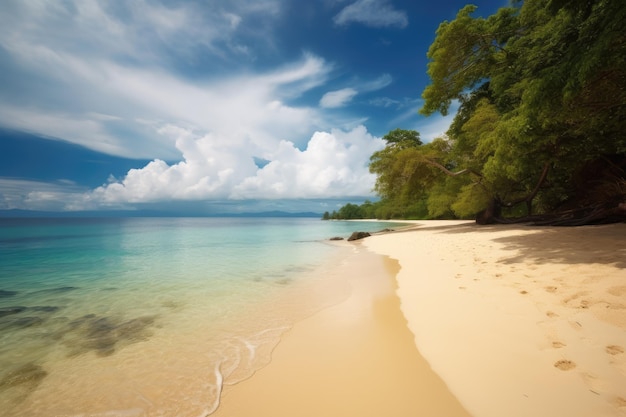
334 0 408 28
320 88 359 108
361 73 393 92
319 73 392 109
0 0 334 159
0 178 88 211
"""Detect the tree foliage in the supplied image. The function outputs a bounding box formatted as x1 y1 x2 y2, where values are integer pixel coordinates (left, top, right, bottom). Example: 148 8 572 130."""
334 0 625 224
336 0 626 224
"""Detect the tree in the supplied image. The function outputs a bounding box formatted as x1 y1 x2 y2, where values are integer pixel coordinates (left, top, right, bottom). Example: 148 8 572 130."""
382 128 422 148
362 2 625 224
415 0 626 224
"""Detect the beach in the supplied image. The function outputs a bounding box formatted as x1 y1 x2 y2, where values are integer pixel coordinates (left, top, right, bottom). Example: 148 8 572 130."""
213 233 470 417
215 220 626 417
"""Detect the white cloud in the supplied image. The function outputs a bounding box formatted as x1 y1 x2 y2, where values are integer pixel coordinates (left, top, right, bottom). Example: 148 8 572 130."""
0 178 88 211
320 88 358 108
334 0 408 28
0 0 320 160
80 125 383 207
369 97 400 108
361 73 393 92
0 0 393 211
319 73 392 109
232 125 384 199
0 43 331 158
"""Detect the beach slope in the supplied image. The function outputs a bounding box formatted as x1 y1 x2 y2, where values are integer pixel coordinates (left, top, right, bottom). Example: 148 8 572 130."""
364 220 626 417
213 243 470 417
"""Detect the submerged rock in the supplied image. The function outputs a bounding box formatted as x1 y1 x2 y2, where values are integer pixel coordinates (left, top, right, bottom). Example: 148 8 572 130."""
0 290 18 298
0 305 61 319
33 286 79 294
0 363 48 391
31 306 62 313
0 317 45 330
0 363 48 406
347 231 371 241
0 306 27 318
64 314 157 357
329 236 344 241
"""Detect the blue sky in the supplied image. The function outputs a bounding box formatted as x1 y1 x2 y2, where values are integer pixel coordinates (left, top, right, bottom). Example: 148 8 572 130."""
0 0 506 214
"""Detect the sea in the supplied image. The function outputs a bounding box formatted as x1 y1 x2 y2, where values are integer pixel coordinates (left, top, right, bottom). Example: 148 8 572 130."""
0 217 400 417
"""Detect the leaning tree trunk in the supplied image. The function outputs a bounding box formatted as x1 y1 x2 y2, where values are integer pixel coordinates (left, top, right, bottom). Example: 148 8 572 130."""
475 197 501 225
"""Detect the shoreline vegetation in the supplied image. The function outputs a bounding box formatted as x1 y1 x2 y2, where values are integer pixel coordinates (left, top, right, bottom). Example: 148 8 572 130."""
214 220 626 416
325 0 625 227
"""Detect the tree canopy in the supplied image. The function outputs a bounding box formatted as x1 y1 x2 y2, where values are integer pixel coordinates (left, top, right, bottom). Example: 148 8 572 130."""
331 0 625 224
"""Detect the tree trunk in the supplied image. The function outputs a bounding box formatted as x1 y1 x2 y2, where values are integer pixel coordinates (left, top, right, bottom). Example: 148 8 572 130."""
476 198 501 224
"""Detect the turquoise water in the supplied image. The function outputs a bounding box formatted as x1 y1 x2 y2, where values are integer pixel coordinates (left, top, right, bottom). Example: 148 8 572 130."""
0 217 399 417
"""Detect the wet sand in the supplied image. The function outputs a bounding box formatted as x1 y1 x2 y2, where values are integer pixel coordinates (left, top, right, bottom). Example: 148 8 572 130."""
213 242 470 417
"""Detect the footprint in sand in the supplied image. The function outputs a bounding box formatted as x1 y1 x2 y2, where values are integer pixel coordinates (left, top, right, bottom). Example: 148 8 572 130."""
608 286 626 297
545 286 558 293
520 290 528 295
606 345 624 355
569 320 583 330
552 341 566 349
546 311 559 318
581 372 604 394
614 397 626 408
554 360 576 371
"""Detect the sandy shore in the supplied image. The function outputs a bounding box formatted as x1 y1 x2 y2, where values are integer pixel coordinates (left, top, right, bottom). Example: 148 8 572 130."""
364 220 626 417
213 240 470 417
213 220 626 416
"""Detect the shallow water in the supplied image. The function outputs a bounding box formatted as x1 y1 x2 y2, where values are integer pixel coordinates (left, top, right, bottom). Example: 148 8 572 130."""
0 217 399 416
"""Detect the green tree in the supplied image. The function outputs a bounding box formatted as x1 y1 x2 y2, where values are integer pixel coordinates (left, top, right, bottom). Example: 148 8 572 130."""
382 129 422 148
416 0 625 223
337 203 363 220
363 2 625 224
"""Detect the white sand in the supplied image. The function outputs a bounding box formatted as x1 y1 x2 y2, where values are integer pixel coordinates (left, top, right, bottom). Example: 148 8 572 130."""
364 220 626 417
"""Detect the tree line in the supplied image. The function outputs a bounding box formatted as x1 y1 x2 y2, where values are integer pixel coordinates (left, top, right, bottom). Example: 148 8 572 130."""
328 0 625 225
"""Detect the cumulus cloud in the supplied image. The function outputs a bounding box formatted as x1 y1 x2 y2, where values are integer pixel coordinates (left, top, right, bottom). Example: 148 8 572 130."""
232 125 383 198
320 88 359 108
334 0 408 28
81 125 383 207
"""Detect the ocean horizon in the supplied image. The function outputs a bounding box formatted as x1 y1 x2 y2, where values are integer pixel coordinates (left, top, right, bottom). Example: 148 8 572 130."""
0 217 401 416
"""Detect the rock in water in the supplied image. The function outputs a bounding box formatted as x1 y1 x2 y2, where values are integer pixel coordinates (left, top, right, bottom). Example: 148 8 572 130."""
347 231 371 241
